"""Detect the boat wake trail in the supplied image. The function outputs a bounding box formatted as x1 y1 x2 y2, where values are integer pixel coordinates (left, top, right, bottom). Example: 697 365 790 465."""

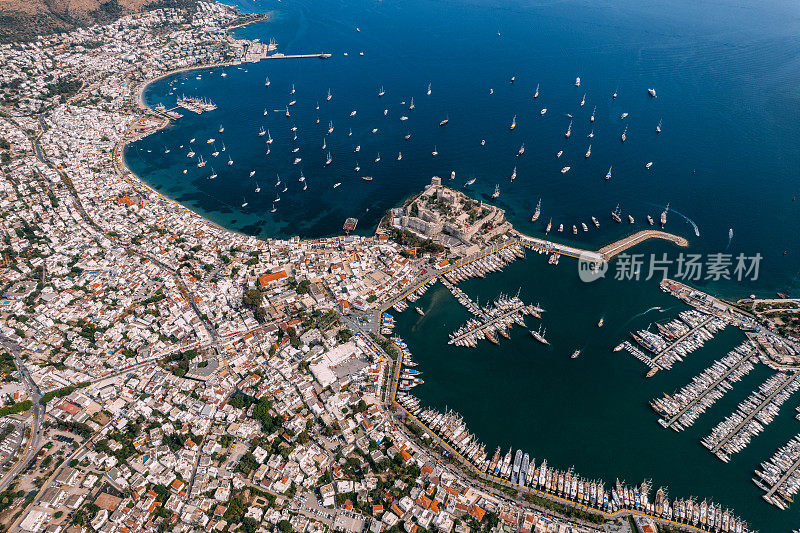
647 203 700 237
725 228 734 251
622 306 666 328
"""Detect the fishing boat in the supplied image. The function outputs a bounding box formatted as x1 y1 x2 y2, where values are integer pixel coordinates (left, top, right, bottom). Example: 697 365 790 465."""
656 119 662 133
211 147 219 157
531 198 541 222
605 166 612 180
348 128 352 137
293 157 302 165
207 138 215 144
573 224 578 234
190 138 195 143
371 128 378 133
613 88 618 99
285 106 290 117
534 83 540 98
585 144 591 158
517 143 525 156
587 129 594 138
218 124 224 133
660 203 669 228
265 77 270 87
510 72 516 83
491 184 500 199
511 166 517 181
510 115 517 130
565 120 572 138
299 171 306 182
383 109 388 116
292 147 299 153
400 115 408 121
581 222 588 232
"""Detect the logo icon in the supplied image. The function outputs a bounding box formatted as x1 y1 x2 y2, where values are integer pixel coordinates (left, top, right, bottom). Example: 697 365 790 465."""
578 254 608 282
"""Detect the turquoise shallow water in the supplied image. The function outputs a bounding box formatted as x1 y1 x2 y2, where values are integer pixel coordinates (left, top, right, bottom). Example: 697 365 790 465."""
123 0 800 528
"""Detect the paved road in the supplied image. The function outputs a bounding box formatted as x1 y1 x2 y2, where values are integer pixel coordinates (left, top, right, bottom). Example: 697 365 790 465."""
0 336 45 492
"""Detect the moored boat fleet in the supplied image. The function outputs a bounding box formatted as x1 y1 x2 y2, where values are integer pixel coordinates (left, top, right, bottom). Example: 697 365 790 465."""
396 391 748 532
176 95 217 114
650 342 757 431
702 370 800 462
754 434 800 510
442 244 526 284
446 294 541 347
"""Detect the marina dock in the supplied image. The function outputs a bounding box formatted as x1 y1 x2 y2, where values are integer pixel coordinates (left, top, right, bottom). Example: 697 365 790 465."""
755 434 800 509
703 371 800 461
652 343 757 431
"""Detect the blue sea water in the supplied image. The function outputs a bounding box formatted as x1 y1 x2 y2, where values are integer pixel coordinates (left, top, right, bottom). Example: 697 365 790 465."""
124 0 800 528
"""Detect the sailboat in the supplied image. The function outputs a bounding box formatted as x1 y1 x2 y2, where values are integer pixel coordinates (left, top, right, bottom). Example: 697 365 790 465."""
545 218 552 233
241 197 248 208
378 85 385 97
432 146 438 156
534 83 540 98
510 166 517 181
531 199 541 221
585 144 591 158
327 89 332 101
265 76 271 87
605 166 612 180
509 115 517 130
620 126 627 142
530 325 549 345
565 120 572 138
426 83 432 96
590 106 596 123
612 204 622 223
656 119 662 133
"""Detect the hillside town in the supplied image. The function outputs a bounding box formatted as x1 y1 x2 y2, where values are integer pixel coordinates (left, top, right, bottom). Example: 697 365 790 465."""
0 2 630 532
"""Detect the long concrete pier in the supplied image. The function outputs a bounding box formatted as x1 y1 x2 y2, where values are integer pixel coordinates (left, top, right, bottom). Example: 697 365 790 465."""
515 229 688 264
764 455 800 500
